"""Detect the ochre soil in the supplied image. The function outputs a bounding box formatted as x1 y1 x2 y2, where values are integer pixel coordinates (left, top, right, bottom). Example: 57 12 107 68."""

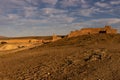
0 34 120 80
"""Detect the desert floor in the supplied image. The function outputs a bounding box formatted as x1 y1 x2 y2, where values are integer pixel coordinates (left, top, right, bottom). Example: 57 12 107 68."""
0 34 120 80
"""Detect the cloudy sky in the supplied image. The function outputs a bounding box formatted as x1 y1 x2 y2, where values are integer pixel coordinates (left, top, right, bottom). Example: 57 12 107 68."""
0 0 120 37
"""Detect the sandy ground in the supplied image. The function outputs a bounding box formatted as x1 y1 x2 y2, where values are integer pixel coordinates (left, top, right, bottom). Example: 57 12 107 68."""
0 34 120 80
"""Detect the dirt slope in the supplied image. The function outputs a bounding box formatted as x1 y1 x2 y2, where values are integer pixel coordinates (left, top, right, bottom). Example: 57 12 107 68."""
0 34 120 80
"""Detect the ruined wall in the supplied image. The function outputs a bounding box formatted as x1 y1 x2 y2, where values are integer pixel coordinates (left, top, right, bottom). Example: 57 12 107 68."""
52 34 62 42
68 26 117 38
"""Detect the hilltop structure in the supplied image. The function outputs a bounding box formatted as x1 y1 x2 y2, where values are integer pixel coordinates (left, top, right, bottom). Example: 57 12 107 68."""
68 25 117 38
52 34 62 42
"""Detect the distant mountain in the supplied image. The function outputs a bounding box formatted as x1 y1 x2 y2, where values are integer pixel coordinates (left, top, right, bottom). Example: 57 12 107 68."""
0 36 6 38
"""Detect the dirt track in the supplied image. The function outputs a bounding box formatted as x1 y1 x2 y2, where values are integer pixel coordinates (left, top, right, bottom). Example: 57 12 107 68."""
0 34 120 80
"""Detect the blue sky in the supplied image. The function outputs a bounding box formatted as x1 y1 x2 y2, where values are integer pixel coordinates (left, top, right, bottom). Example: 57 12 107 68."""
0 0 120 37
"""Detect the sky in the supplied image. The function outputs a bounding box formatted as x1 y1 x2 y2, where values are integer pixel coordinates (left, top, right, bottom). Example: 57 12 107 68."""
0 0 120 37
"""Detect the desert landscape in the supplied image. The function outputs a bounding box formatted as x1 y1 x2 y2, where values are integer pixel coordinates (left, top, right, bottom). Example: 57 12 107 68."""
0 0 119 80
0 26 120 80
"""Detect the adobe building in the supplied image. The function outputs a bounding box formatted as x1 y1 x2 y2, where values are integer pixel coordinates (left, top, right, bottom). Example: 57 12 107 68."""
68 25 117 38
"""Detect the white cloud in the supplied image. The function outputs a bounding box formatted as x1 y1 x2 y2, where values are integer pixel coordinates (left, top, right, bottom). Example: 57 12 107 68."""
75 18 120 28
0 17 74 37
47 15 75 23
11 0 26 5
95 2 110 8
80 9 93 16
110 1 120 5
90 18 120 24
0 0 27 9
59 0 80 8
41 8 66 15
80 0 86 4
0 0 119 36
38 8 75 23
80 0 90 8
81 4 89 8
79 7 99 17
41 0 58 5
59 0 90 8
23 7 38 18
7 14 21 20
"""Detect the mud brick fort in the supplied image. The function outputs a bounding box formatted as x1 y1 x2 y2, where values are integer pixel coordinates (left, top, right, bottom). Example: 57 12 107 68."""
68 25 117 38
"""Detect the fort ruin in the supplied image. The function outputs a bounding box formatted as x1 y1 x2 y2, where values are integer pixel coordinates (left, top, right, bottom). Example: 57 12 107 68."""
0 25 118 51
68 25 117 38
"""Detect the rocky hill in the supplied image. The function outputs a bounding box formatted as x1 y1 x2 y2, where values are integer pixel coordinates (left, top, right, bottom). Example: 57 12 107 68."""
47 34 120 47
0 34 120 80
